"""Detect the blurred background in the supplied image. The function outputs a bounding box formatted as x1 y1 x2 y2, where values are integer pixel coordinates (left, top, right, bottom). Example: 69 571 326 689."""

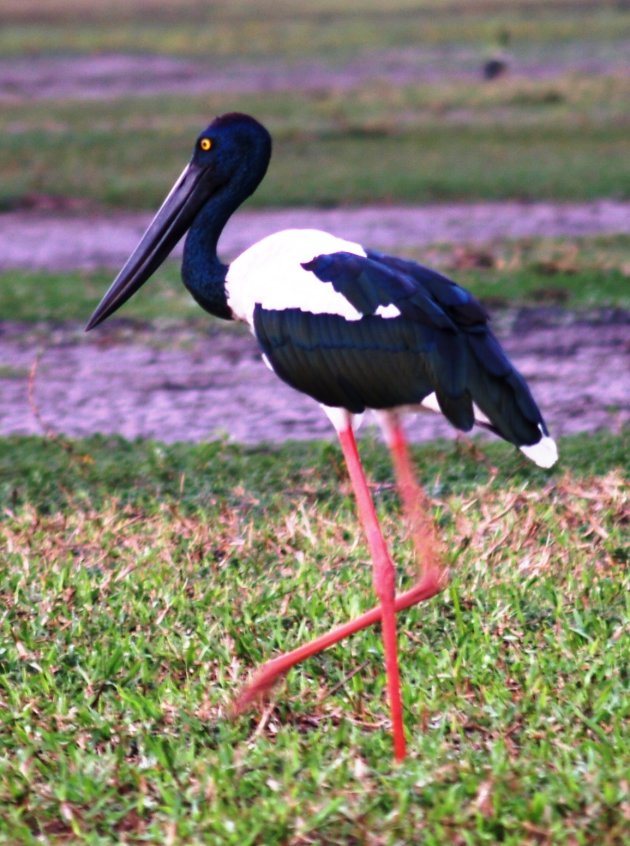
1 0 629 440
1 6 629 841
2 0 630 209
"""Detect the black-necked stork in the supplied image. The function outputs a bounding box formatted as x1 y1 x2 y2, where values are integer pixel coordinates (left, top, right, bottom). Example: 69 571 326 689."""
87 113 557 761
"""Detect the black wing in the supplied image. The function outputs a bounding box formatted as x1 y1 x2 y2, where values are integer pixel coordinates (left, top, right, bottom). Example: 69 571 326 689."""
254 250 549 448
302 250 488 329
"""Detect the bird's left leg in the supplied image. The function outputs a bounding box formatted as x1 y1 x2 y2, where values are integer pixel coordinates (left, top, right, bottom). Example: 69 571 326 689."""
233 572 441 715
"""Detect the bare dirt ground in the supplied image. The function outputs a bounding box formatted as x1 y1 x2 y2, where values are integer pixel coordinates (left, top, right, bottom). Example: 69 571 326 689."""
2 45 629 102
1 203 629 445
2 308 628 446
3 200 630 271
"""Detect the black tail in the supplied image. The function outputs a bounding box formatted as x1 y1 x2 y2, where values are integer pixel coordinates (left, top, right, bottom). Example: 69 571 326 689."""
463 329 557 467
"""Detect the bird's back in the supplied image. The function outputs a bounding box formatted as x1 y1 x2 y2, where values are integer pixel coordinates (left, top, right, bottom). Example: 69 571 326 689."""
227 229 557 467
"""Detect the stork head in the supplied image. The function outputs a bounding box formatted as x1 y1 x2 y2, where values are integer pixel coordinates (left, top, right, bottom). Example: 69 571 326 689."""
86 113 272 330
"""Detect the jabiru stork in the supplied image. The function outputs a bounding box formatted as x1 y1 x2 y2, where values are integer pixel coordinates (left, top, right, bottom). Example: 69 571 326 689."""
86 113 557 761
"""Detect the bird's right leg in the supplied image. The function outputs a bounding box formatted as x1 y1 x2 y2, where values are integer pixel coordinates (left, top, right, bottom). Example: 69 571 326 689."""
232 575 442 712
378 410 446 587
236 416 408 759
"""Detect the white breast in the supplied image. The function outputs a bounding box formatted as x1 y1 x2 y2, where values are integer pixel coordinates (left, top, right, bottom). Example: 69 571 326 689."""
225 228 367 327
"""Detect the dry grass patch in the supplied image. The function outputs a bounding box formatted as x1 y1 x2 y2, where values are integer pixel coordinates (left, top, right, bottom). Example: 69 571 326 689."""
0 432 627 843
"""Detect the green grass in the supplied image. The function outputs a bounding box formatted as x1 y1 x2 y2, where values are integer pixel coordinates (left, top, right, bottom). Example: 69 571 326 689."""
1 235 628 324
0 430 628 843
2 0 629 59
0 266 197 326
3 72 630 209
1 429 628 514
2 2 630 210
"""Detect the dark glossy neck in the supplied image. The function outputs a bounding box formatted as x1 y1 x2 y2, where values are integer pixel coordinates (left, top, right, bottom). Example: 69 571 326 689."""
181 123 271 320
182 189 234 320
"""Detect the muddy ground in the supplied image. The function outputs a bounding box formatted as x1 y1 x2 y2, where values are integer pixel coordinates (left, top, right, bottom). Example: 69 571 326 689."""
1 200 629 445
2 307 627 446
2 202 629 445
2 45 629 103
3 200 630 272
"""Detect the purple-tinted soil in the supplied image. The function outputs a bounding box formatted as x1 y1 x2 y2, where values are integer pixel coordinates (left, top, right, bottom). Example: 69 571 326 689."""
2 48 629 102
2 309 627 445
2 200 630 272
1 203 629 446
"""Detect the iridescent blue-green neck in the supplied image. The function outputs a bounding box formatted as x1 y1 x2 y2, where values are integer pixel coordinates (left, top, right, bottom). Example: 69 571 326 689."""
181 195 232 320
181 115 272 320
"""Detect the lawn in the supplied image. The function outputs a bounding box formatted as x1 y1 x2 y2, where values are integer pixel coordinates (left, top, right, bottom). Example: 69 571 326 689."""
0 431 628 843
1 234 629 324
3 73 630 209
2 0 629 59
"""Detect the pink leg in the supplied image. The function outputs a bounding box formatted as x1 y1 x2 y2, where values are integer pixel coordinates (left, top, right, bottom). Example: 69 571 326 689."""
233 562 442 710
336 424 406 760
382 412 445 581
233 417 446 761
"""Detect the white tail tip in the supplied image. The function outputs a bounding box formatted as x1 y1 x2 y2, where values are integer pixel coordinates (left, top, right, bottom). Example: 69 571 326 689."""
519 428 558 468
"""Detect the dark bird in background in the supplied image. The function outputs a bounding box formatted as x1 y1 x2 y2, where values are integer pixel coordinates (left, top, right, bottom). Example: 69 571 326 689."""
482 27 511 80
483 58 508 80
87 113 557 761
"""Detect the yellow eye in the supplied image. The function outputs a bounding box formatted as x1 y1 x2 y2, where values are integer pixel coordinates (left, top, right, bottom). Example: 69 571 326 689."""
199 138 212 152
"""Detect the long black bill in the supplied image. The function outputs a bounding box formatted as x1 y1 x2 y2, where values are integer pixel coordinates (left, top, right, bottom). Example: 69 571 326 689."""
86 160 210 331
